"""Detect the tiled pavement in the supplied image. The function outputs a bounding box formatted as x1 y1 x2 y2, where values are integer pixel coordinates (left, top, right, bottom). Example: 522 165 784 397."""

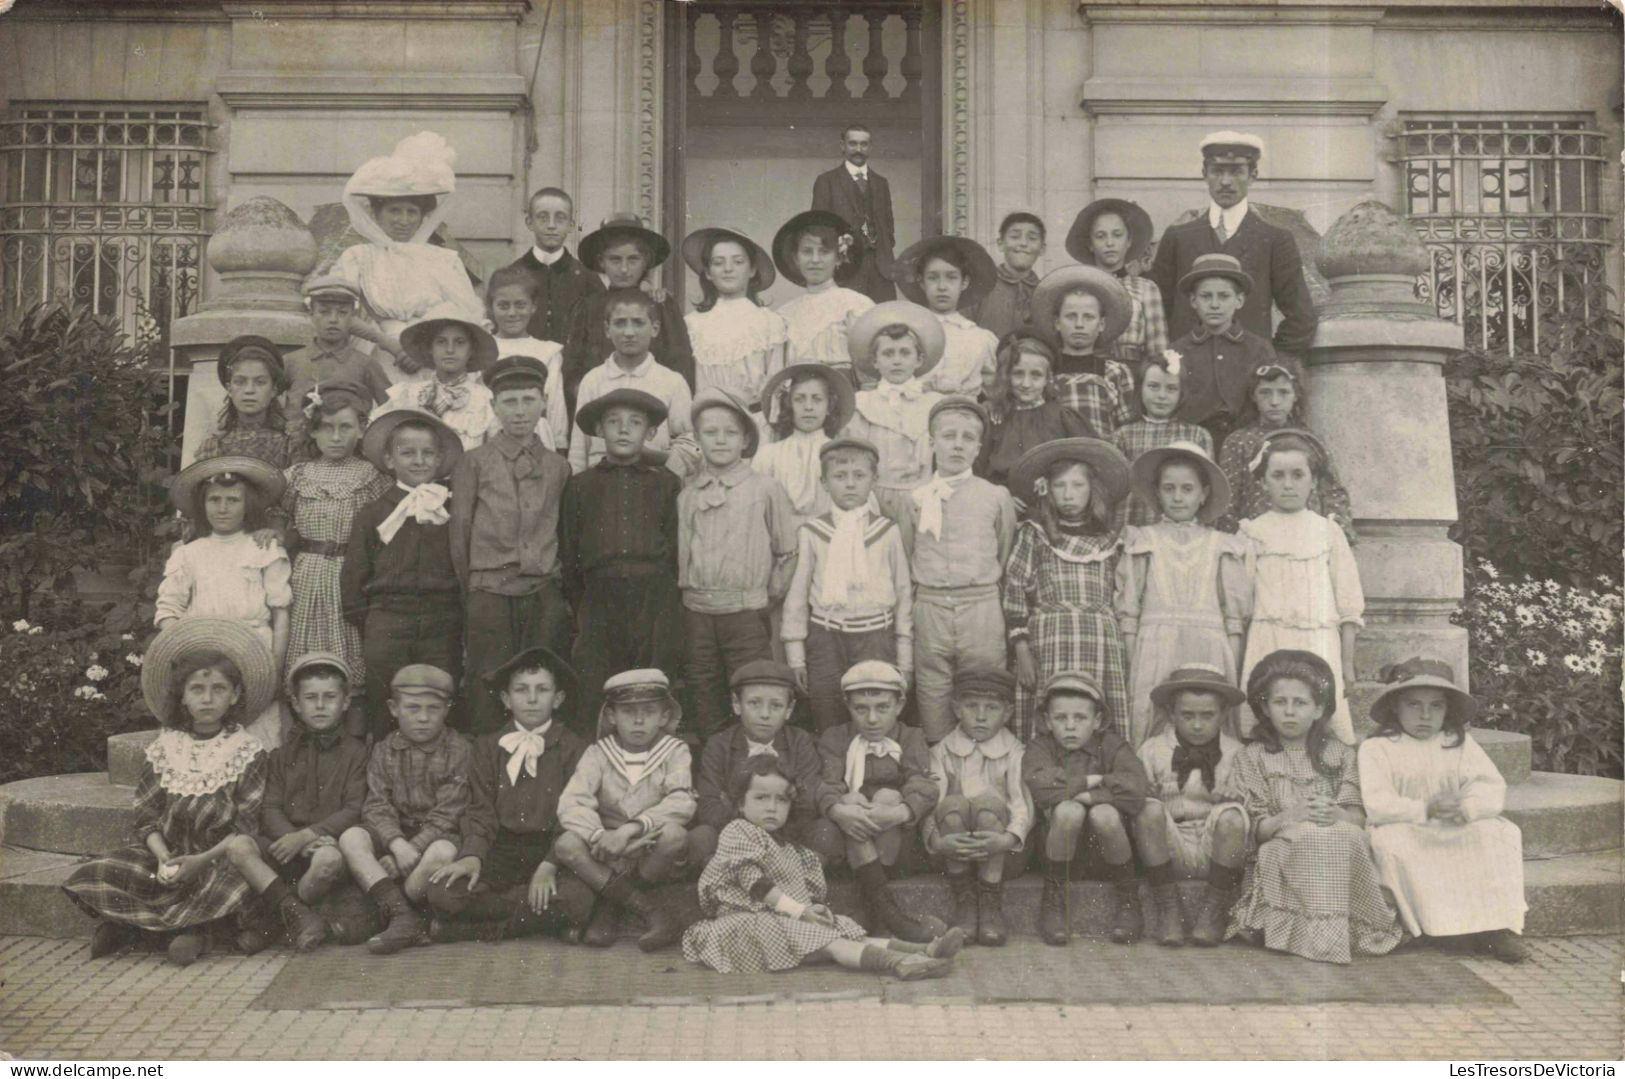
0 934 1619 1060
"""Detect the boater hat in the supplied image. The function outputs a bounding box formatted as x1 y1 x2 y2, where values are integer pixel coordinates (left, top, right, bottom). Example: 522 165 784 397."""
216 335 287 389
760 362 856 435
890 235 1000 310
580 212 671 274
575 387 668 436
142 618 278 725
1149 663 1246 711
772 210 868 288
1066 199 1155 267
170 455 287 516
847 300 946 383
1178 253 1254 297
691 387 761 459
400 317 499 373
682 226 775 292
1368 657 1479 726
483 645 578 701
360 407 462 478
1030 265 1134 350
1008 437 1131 512
598 668 682 736
1130 440 1232 524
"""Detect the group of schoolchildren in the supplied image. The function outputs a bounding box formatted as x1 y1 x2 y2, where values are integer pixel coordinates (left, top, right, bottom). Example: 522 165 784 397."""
62 128 1530 982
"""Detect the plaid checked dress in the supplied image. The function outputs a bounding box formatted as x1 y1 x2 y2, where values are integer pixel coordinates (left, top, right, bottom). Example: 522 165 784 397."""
282 457 391 690
1111 418 1215 527
1052 356 1137 441
682 818 867 973
1105 273 1170 374
63 728 267 932
1001 521 1129 741
1221 740 1403 965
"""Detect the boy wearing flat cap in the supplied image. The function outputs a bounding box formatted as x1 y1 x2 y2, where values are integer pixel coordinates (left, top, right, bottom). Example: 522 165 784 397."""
553 669 695 951
284 275 391 438
692 659 843 867
450 355 574 735
425 646 593 942
923 666 1033 947
1148 132 1318 358
337 664 471 953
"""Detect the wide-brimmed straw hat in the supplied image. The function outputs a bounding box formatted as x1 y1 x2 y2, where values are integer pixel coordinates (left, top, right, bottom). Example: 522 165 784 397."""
580 212 671 273
1369 657 1479 726
890 235 999 310
1008 437 1131 512
691 387 761 459
1030 265 1134 350
1131 440 1231 524
170 455 287 516
1178 252 1255 297
216 335 286 388
847 300 946 383
1065 199 1154 267
1150 663 1246 710
682 227 775 292
399 317 499 373
759 362 856 435
142 618 278 725
360 407 462 478
772 210 868 288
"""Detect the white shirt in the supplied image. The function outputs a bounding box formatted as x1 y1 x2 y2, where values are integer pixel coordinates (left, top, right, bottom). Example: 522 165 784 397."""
845 161 870 183
568 353 694 472
1208 198 1250 240
531 245 564 267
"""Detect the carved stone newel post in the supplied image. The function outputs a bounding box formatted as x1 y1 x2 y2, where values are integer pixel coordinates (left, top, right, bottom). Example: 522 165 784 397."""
1305 200 1469 727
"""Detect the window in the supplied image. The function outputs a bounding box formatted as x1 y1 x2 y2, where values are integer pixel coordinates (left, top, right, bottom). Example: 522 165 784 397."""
1399 116 1609 355
0 105 214 355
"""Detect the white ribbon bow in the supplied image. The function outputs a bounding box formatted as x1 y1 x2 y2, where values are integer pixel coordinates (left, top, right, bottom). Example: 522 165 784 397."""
377 483 451 544
875 378 925 405
1161 349 1183 379
911 471 968 541
819 497 879 608
746 740 779 759
843 735 902 794
498 722 552 785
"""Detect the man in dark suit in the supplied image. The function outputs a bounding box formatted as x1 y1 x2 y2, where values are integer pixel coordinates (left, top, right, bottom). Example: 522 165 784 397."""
1148 132 1318 357
504 186 604 344
811 123 897 302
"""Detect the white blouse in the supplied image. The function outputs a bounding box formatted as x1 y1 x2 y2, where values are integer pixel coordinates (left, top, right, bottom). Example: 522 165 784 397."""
776 286 873 370
1241 509 1364 631
926 310 999 398
687 296 789 403
752 428 830 521
155 532 292 632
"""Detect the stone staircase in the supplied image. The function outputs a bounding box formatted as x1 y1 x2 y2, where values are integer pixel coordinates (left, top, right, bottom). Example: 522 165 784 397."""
1 728 1619 940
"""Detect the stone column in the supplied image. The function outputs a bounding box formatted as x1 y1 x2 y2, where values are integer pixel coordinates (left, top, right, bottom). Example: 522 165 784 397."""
170 196 317 466
1305 200 1468 726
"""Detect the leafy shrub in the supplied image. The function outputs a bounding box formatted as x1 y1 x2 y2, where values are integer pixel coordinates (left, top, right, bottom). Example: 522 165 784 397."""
1454 560 1622 779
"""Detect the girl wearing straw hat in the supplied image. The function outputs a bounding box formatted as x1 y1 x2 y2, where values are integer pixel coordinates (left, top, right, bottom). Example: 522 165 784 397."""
771 209 874 384
683 226 789 409
1066 198 1169 372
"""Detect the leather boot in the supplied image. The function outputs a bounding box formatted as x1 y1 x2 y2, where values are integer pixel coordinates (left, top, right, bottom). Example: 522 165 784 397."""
90 921 134 959
947 873 979 940
602 872 682 953
582 899 619 948
1151 882 1188 947
1108 875 1143 945
857 943 952 981
976 880 1008 947
365 878 427 955
1190 883 1235 947
1038 860 1069 946
266 879 328 952
855 861 945 944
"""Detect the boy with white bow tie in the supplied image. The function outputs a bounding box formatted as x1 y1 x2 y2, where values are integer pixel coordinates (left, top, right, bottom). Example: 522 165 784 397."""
781 437 913 733
905 397 1018 743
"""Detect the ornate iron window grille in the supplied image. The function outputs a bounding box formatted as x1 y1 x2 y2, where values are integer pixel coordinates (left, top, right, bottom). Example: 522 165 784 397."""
1398 117 1609 356
0 105 215 358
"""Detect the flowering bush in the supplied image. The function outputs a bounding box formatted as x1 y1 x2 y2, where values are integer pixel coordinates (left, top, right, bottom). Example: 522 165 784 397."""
1455 560 1622 778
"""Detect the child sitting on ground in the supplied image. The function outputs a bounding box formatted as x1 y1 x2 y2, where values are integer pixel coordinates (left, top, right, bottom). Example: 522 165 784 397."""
227 652 368 954
1112 354 1213 527
781 437 913 732
336 664 471 954
754 362 857 526
771 210 874 384
693 660 843 867
1022 671 1174 947
683 758 964 979
1168 253 1277 450
377 317 500 450
1358 657 1528 963
1222 650 1402 965
1135 665 1249 947
553 669 696 952
816 660 946 944
283 276 391 434
982 335 1095 490
921 667 1032 948
893 236 1000 398
973 211 1045 342
842 301 946 522
484 265 570 451
425 647 594 942
1031 266 1138 440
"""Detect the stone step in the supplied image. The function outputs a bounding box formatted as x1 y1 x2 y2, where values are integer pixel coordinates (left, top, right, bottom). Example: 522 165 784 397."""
4 842 1616 941
0 774 138 856
107 730 159 788
1471 729 1532 786
1502 772 1624 859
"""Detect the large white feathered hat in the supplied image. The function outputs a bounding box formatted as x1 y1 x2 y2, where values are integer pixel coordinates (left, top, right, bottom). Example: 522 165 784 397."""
344 132 458 200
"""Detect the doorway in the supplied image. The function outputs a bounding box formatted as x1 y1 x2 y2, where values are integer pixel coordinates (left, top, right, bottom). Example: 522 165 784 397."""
662 1 940 306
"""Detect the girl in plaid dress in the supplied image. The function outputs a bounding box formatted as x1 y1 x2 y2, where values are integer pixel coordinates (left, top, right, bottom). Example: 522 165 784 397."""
1112 355 1213 528
1002 438 1133 740
282 379 391 728
1221 650 1402 965
682 758 963 978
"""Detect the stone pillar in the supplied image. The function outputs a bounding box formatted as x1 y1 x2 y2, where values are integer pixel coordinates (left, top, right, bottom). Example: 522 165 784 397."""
171 196 317 467
1305 200 1468 726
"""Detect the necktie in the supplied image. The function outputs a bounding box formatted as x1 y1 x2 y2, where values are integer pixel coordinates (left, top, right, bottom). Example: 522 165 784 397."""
1214 216 1229 245
854 171 869 199
819 498 879 608
844 735 902 793
498 722 552 785
377 483 451 544
912 471 969 541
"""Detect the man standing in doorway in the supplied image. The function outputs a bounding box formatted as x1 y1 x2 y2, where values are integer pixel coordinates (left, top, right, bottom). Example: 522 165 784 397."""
1148 132 1318 358
812 123 897 303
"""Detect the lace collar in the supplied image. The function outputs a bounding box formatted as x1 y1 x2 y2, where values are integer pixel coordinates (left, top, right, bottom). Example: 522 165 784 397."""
145 727 262 798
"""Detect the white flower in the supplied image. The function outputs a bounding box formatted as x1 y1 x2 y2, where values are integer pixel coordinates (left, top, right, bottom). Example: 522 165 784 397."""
73 685 98 700
125 653 143 668
1481 563 1500 580
1514 605 1537 627
120 633 134 642
11 620 29 632
28 627 42 636
84 665 109 683
1529 650 1547 667
1493 663 1512 676
1563 654 1585 673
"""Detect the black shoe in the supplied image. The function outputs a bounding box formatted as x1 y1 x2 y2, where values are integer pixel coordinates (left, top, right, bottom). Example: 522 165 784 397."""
1109 877 1143 945
1151 882 1188 947
948 874 979 940
1479 929 1530 964
278 894 329 953
1038 861 1069 946
1190 884 1234 947
856 861 945 944
365 879 426 955
90 921 133 958
603 873 683 953
975 880 1008 947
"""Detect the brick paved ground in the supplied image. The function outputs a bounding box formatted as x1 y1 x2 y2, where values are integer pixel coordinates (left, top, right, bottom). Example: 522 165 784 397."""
0 934 1618 1060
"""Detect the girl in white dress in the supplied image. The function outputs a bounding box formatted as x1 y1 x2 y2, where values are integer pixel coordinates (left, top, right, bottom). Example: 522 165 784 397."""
772 211 874 387
375 317 500 451
682 227 788 412
330 132 485 384
1238 431 1363 744
1358 658 1529 963
892 236 1000 398
754 363 856 527
156 457 291 749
